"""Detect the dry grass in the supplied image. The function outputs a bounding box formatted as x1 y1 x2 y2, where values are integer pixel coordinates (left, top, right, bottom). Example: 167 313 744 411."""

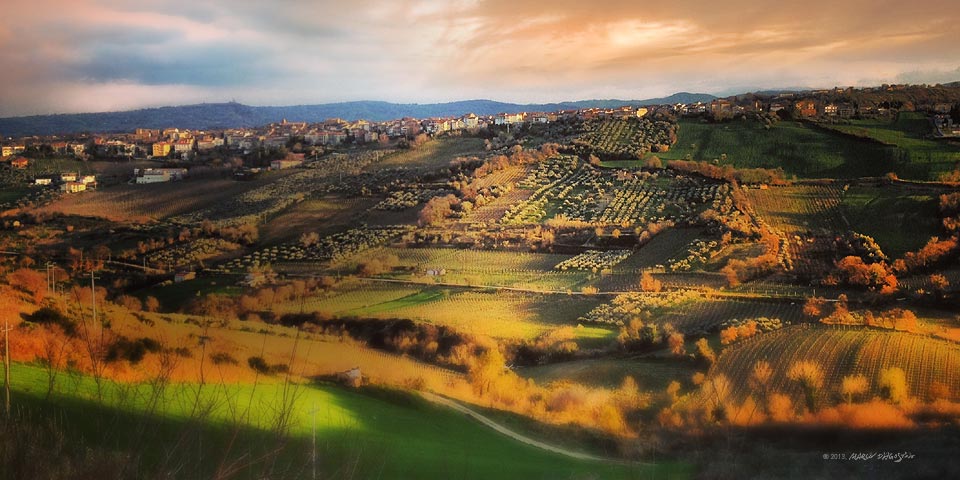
36 179 266 222
259 195 377 244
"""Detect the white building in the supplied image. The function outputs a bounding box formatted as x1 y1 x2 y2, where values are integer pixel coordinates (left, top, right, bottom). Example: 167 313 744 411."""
135 168 188 184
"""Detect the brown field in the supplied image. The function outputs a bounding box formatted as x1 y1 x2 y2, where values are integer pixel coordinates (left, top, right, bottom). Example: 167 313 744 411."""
614 228 703 272
36 178 268 222
376 138 486 169
463 188 535 224
259 195 378 244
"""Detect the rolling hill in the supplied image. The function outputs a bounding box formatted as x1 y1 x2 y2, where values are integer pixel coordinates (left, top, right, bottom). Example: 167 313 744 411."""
0 93 716 137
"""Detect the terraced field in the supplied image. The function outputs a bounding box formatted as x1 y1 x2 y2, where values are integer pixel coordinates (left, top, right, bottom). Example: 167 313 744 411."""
742 184 847 276
578 291 803 335
711 324 960 404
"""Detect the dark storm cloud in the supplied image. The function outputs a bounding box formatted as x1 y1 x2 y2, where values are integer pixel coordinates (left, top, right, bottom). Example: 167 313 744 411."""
65 44 272 86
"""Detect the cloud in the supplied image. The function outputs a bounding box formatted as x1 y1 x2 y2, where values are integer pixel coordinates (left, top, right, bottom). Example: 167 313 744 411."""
0 0 958 116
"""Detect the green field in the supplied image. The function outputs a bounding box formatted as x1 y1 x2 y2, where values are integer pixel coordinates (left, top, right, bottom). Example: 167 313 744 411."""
657 119 909 179
7 363 687 479
135 274 242 309
333 247 589 290
840 185 943 257
520 357 699 393
819 113 960 178
298 284 608 342
0 186 31 204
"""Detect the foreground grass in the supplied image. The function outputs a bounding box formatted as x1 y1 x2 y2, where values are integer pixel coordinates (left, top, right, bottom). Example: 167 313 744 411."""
5 363 690 479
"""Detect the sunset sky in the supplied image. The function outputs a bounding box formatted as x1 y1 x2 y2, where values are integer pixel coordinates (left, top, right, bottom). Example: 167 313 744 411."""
1 0 958 116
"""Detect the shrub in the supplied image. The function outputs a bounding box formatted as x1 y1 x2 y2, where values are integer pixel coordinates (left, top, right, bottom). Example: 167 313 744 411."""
210 352 239 366
22 307 76 336
106 336 162 364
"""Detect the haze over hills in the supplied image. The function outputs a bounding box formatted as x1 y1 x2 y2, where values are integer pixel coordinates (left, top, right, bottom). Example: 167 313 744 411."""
0 93 717 137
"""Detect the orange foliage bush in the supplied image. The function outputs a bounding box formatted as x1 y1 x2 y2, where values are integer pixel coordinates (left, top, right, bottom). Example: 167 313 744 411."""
896 236 959 273
815 399 913 429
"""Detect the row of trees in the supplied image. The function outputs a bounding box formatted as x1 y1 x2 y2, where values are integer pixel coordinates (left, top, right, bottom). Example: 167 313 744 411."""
666 159 788 185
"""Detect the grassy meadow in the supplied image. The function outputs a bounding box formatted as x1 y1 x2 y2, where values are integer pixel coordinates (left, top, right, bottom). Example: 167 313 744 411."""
840 185 943 257
657 119 901 178
6 363 688 479
818 112 960 178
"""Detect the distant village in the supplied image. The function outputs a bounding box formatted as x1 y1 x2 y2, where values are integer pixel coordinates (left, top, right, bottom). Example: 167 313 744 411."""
1 83 958 194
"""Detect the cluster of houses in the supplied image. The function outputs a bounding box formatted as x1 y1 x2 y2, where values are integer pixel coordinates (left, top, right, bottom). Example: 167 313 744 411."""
677 96 886 118
0 106 651 166
1 83 957 184
33 172 97 193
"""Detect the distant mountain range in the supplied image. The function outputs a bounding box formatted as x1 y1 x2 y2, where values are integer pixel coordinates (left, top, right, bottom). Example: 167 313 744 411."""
0 93 716 137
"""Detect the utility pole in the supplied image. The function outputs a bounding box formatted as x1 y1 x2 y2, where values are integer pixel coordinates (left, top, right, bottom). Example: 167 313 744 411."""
3 318 11 416
91 271 97 326
310 404 318 480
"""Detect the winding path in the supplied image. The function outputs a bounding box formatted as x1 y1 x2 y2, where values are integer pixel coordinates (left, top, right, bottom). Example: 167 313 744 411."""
419 391 649 465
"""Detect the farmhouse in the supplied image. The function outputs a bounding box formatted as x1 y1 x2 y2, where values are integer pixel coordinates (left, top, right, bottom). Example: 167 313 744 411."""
9 157 28 169
837 104 855 118
60 172 78 182
336 367 363 388
270 157 304 170
135 167 188 184
60 181 86 193
174 270 196 283
795 100 817 117
34 177 53 186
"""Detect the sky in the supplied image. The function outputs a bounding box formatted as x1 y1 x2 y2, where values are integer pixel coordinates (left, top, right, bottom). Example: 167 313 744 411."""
1 0 958 117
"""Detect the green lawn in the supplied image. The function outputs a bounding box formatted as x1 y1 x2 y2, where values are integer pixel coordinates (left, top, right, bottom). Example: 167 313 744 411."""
6 363 689 479
655 118 913 179
840 185 942 257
